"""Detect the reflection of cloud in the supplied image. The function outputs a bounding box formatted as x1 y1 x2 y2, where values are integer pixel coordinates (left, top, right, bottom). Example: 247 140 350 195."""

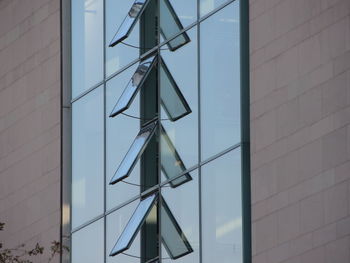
179 15 195 20
73 178 86 206
85 0 98 9
216 218 242 238
219 18 239 23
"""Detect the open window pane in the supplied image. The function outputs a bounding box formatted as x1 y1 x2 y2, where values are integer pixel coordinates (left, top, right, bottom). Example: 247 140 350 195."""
110 194 157 257
109 0 150 47
110 55 157 118
161 198 193 259
109 121 157 185
160 125 192 187
160 0 190 51
160 58 191 121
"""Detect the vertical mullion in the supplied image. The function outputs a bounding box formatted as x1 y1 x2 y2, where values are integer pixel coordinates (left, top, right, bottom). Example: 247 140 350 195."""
103 0 107 262
197 0 202 262
239 0 251 262
157 0 162 262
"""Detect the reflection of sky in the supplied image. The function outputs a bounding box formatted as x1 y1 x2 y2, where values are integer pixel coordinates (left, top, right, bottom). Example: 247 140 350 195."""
72 87 104 228
72 0 103 98
200 1 241 159
216 218 242 238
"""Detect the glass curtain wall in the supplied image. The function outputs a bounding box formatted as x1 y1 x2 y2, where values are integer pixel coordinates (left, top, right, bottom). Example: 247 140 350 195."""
70 0 246 263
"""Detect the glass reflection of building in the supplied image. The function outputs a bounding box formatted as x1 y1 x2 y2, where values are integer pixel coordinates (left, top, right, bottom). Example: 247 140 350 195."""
69 0 250 263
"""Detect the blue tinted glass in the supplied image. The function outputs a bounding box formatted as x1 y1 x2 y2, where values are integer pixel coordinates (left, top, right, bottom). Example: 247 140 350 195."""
109 0 148 47
161 28 198 183
200 2 240 160
110 55 157 118
110 194 157 256
106 65 141 210
109 121 157 185
160 125 192 187
160 0 190 51
161 199 193 259
200 0 231 16
161 171 199 263
106 0 140 76
106 200 140 263
72 86 104 229
160 58 191 121
202 149 242 263
72 0 103 98
72 219 104 263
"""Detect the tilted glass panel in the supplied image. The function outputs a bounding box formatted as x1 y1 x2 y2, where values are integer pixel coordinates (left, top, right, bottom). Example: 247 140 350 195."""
160 125 192 187
106 0 140 76
160 27 198 183
106 200 140 263
161 171 199 263
109 121 157 185
160 58 191 121
160 0 190 51
110 55 157 118
109 0 150 47
106 64 140 210
109 194 157 257
161 198 193 259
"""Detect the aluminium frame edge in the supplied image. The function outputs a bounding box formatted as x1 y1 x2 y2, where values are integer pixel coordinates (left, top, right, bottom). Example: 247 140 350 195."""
61 0 72 263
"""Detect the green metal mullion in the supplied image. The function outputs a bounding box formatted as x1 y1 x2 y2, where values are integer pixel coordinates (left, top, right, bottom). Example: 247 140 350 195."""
239 0 251 262
140 0 159 261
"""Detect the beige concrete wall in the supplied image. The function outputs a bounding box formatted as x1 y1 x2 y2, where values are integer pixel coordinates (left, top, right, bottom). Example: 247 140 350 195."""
250 0 350 262
0 0 61 262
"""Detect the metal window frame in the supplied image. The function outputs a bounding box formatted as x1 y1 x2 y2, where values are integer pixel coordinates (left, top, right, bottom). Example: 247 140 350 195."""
161 198 193 259
109 121 158 185
64 0 251 262
109 0 151 47
159 0 191 52
109 54 157 118
159 57 192 121
109 193 158 257
160 125 192 188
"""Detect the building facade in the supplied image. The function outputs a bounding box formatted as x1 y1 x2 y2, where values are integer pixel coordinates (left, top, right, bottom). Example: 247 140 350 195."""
0 0 349 263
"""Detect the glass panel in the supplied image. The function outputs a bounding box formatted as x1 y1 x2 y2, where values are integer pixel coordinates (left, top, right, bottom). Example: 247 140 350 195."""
200 0 231 16
161 170 199 263
109 0 149 47
163 0 196 28
160 125 192 187
110 194 157 256
201 149 242 263
109 121 157 185
161 28 198 182
107 200 140 263
72 0 103 98
72 86 103 229
110 55 157 118
161 199 193 259
106 65 140 210
71 219 104 263
106 0 140 76
200 2 240 160
160 58 191 121
160 0 190 51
